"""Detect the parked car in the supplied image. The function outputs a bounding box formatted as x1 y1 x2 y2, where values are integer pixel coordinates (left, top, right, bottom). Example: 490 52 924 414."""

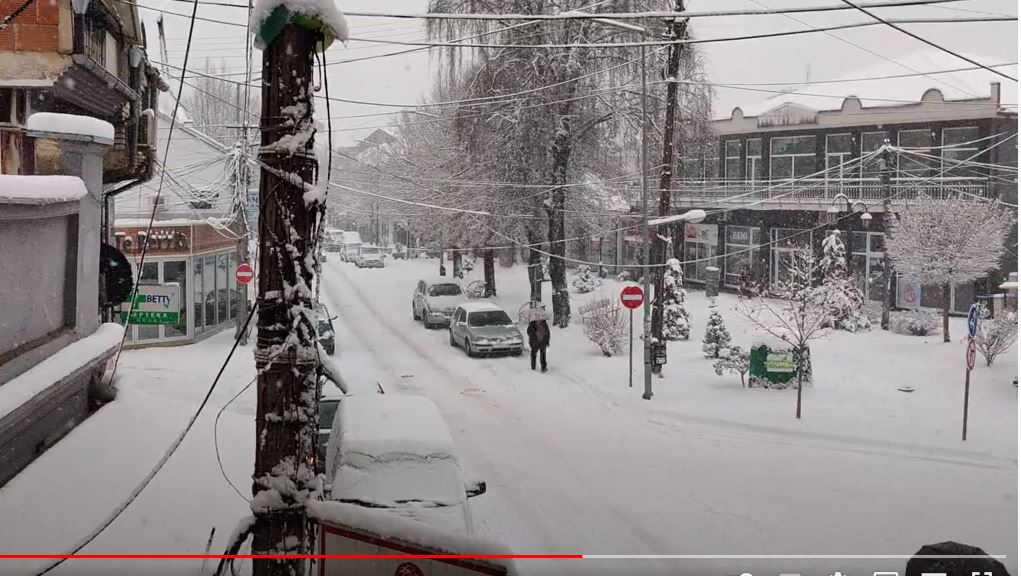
355 245 384 268
324 394 487 535
317 383 344 474
413 278 464 328
341 231 362 262
316 303 337 355
449 302 524 357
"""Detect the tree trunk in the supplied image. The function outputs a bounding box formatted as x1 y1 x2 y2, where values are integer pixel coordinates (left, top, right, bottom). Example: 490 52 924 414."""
548 108 572 328
943 281 951 343
527 229 542 302
452 250 462 279
651 1 688 343
483 250 496 297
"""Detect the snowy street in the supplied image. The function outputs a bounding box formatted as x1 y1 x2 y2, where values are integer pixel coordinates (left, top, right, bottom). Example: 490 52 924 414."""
2 256 1012 576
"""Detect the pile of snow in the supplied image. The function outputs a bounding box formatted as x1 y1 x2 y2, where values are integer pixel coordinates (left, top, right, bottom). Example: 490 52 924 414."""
0 323 123 421
26 112 114 142
0 175 88 205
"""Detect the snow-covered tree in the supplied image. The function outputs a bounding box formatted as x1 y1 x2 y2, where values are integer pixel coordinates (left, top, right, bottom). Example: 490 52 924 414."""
572 265 602 293
890 309 938 336
819 230 870 333
579 296 628 357
886 198 1014 342
713 346 749 387
735 251 840 419
975 303 1018 366
702 305 732 358
661 258 690 340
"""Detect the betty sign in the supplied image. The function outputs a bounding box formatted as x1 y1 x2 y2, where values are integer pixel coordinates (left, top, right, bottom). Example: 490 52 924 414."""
120 284 181 325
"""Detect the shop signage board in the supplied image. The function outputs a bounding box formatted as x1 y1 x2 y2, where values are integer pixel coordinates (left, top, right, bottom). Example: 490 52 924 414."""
120 284 180 325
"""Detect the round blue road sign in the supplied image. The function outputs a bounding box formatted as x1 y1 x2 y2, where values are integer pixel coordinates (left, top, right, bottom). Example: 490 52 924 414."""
967 304 980 337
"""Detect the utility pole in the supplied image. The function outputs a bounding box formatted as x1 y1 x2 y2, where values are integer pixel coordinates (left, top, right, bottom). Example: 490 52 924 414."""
253 24 319 576
639 42 653 400
235 68 249 345
650 0 688 350
880 139 894 330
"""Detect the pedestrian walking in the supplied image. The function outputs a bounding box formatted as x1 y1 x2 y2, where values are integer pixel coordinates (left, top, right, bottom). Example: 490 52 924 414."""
527 317 550 372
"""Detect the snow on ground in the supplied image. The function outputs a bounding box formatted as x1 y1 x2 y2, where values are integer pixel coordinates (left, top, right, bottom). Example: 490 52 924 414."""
0 256 1014 576
319 257 1018 576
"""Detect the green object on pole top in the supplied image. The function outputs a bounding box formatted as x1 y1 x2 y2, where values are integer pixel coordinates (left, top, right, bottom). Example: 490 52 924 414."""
254 5 338 51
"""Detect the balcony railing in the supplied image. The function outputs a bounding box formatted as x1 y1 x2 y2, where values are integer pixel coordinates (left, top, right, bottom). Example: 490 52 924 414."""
670 177 995 209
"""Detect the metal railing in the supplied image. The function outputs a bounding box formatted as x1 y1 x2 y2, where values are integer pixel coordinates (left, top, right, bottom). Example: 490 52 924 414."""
670 177 994 208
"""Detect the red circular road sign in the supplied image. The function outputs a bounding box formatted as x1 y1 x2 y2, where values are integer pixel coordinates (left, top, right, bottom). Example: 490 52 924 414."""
966 336 977 370
620 285 644 309
235 263 255 285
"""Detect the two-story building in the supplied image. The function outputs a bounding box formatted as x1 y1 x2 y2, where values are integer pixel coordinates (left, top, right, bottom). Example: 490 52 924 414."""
668 51 1017 315
0 0 164 183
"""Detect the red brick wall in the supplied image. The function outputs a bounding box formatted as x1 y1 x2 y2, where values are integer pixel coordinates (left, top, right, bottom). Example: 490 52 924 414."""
0 0 60 52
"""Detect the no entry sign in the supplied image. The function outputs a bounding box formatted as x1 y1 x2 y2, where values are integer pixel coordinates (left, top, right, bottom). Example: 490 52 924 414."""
620 285 644 309
235 263 255 284
966 336 977 370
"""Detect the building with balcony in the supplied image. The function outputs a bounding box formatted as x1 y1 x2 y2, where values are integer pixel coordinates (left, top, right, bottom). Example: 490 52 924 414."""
0 0 165 182
668 51 1018 314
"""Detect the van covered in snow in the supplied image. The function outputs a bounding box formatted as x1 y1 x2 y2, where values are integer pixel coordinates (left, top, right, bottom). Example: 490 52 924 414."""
324 394 487 536
341 231 362 262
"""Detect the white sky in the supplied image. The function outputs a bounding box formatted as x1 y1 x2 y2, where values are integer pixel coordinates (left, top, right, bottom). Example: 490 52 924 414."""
142 0 1019 147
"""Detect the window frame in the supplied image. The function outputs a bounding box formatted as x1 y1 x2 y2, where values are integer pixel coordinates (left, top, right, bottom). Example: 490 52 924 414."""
769 135 816 181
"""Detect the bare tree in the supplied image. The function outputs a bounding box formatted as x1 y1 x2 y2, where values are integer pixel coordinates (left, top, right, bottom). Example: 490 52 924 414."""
886 198 1014 343
183 59 260 148
735 251 840 419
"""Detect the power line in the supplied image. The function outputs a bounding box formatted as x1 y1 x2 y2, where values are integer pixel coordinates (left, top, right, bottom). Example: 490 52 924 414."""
837 0 1018 82
0 0 36 29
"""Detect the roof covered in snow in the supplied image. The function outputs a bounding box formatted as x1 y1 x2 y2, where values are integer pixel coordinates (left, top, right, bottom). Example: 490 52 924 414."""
333 394 456 461
0 175 88 205
25 112 115 143
457 301 505 313
719 50 1018 122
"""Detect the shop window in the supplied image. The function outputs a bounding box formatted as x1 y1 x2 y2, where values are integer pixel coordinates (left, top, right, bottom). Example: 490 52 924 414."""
217 253 229 323
229 253 239 320
137 262 160 340
194 258 204 332
745 138 761 182
204 255 216 328
683 224 719 283
725 140 742 180
163 260 188 338
724 226 761 286
825 134 853 181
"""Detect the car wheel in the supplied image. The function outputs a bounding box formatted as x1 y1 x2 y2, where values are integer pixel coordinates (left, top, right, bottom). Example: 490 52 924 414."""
412 303 419 321
449 330 457 347
464 338 475 358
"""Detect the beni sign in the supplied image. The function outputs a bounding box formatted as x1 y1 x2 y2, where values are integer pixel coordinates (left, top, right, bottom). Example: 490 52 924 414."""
120 284 181 325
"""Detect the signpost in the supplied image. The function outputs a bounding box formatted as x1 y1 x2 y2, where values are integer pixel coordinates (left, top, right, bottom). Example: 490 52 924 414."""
962 304 980 441
120 284 180 325
620 286 644 389
235 262 255 285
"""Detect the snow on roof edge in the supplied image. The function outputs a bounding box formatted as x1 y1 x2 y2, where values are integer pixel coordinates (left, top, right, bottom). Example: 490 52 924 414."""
0 323 124 422
26 112 114 142
0 175 88 205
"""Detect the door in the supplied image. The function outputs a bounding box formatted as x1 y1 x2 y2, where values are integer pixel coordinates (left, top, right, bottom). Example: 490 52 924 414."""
452 309 466 340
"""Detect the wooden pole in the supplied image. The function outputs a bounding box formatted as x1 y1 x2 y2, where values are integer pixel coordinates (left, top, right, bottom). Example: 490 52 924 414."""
253 24 319 576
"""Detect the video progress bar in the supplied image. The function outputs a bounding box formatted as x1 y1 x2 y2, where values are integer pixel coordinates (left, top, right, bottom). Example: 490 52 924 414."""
580 555 1009 560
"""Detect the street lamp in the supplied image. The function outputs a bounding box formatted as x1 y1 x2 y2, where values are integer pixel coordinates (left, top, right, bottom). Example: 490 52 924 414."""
827 193 871 227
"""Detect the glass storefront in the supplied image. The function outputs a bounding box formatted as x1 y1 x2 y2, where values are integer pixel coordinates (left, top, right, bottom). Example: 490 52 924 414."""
123 258 189 342
724 226 761 287
770 228 812 287
683 223 719 283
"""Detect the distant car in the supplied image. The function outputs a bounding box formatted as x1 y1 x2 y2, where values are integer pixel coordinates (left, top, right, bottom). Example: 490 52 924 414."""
324 394 486 536
355 245 384 268
316 303 337 355
413 278 464 328
449 302 524 357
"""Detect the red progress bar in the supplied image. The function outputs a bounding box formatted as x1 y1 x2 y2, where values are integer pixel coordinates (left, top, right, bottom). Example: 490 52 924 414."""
0 554 583 560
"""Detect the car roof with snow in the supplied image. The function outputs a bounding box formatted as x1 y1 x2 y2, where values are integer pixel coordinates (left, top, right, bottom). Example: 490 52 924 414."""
456 302 504 313
424 277 461 286
332 394 456 460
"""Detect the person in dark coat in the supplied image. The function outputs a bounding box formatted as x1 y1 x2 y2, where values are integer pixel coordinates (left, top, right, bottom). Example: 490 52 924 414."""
526 318 550 372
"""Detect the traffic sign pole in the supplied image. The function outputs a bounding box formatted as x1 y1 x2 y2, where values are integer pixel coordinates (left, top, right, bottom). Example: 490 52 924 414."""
963 335 977 441
620 286 644 391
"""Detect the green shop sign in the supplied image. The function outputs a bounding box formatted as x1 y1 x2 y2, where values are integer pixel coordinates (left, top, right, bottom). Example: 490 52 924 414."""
748 345 811 389
121 284 181 325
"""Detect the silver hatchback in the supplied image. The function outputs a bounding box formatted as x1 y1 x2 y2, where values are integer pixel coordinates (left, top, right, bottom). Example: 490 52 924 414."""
449 302 524 357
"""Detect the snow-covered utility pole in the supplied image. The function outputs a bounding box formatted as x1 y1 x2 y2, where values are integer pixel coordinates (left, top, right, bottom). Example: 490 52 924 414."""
639 41 653 400
250 10 345 571
651 0 689 354
880 140 894 331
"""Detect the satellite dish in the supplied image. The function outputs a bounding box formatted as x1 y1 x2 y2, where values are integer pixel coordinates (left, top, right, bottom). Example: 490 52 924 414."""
100 242 134 306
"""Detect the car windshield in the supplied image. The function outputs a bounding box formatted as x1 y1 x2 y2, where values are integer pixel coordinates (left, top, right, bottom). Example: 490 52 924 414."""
428 284 462 297
468 310 512 327
361 248 380 255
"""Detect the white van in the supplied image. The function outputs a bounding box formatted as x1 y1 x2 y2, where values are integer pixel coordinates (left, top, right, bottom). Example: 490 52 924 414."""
324 394 486 536
341 231 362 263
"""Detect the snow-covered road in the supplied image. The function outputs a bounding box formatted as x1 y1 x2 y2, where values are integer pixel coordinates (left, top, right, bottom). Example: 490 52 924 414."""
319 258 1018 576
0 257 1013 576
